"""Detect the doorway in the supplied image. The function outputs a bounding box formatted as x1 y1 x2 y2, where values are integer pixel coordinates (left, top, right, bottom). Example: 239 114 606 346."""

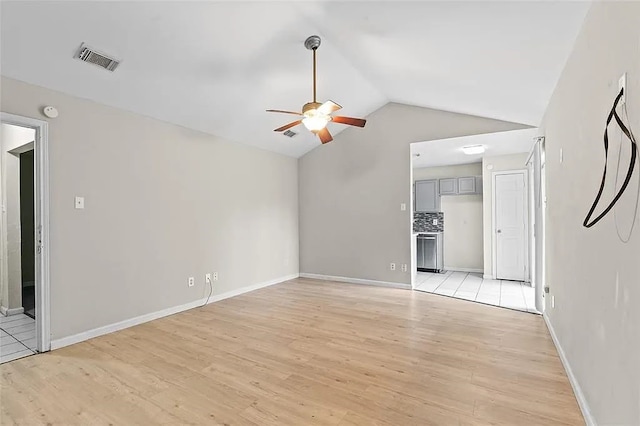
0 113 50 363
410 129 541 314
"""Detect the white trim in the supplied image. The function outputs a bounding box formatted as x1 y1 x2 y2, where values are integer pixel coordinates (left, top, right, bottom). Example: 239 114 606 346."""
409 161 416 290
491 169 529 281
483 274 494 280
444 267 483 274
51 273 298 350
0 112 51 353
543 314 595 426
299 273 411 290
0 306 25 316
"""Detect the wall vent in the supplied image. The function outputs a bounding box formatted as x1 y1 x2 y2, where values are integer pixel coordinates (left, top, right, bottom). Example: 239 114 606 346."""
283 130 297 138
74 43 120 72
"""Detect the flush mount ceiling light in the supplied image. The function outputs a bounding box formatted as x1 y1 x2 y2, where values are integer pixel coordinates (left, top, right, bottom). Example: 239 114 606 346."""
266 35 367 144
462 145 486 155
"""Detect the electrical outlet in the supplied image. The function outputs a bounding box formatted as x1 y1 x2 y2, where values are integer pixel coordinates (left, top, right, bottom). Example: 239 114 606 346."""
390 263 396 271
213 272 219 281
205 273 212 284
432 219 438 226
400 203 406 211
559 148 563 164
188 277 195 287
619 72 627 105
401 264 408 272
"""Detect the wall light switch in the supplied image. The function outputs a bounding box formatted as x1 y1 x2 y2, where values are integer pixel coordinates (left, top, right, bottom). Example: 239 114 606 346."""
559 148 563 164
75 196 85 209
400 203 406 211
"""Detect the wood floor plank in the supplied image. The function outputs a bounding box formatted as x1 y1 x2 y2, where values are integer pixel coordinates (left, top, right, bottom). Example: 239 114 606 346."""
0 278 583 425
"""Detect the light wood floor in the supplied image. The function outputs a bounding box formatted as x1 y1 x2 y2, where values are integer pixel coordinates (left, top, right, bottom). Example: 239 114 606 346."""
1 278 583 425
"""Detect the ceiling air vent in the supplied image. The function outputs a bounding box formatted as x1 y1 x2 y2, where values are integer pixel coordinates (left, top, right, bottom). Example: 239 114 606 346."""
283 130 297 138
74 43 120 72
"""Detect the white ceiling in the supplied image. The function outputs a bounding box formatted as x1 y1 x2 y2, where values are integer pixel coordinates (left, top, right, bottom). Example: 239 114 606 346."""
0 2 589 158
411 128 540 168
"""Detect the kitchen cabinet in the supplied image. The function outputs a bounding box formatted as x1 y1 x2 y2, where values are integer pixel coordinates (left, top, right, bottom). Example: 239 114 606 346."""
439 178 458 195
439 176 483 196
457 176 476 194
415 179 440 212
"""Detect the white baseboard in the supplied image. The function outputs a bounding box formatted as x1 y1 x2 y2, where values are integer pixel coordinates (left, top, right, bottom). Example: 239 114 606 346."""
0 306 24 316
51 273 299 351
445 267 483 274
543 314 595 426
483 274 494 280
299 273 411 290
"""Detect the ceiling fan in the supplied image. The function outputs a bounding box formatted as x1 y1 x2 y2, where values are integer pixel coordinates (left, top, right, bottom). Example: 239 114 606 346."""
267 35 367 144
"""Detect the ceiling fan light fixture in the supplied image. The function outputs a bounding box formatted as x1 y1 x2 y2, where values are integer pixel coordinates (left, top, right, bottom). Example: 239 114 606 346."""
462 144 486 155
266 35 366 143
302 109 330 131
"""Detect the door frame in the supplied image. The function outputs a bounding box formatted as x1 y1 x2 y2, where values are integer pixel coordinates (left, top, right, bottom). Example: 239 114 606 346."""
1 112 51 352
491 169 529 281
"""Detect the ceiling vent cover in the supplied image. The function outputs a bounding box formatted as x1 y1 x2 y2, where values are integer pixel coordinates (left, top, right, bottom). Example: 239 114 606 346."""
75 43 120 72
283 130 297 138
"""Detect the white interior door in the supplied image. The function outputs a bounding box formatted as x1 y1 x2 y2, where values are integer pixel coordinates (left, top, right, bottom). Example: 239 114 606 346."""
495 172 527 281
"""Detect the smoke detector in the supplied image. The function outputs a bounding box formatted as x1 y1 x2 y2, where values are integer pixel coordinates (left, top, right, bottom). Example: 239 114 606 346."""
74 43 120 72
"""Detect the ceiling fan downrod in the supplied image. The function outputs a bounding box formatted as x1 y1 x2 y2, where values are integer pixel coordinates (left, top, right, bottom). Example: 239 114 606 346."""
305 35 321 104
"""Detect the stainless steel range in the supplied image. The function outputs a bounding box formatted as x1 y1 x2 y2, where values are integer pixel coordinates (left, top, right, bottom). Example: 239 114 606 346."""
416 232 444 273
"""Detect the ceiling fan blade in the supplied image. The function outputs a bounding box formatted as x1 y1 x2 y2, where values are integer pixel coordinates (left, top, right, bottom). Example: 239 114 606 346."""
274 120 302 132
316 128 333 144
331 116 366 128
317 100 342 115
267 109 302 116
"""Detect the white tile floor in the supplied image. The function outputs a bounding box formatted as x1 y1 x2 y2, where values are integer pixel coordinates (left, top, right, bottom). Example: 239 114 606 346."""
0 313 37 364
415 271 538 314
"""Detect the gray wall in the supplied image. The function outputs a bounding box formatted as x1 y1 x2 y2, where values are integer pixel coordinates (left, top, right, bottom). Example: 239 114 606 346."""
0 77 299 340
413 162 482 182
299 102 524 284
541 2 640 424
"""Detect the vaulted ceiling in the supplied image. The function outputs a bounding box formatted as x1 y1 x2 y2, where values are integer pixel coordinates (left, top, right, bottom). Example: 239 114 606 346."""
0 1 589 157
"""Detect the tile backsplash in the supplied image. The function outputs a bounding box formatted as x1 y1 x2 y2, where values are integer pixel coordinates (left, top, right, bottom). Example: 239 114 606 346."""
414 212 444 232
